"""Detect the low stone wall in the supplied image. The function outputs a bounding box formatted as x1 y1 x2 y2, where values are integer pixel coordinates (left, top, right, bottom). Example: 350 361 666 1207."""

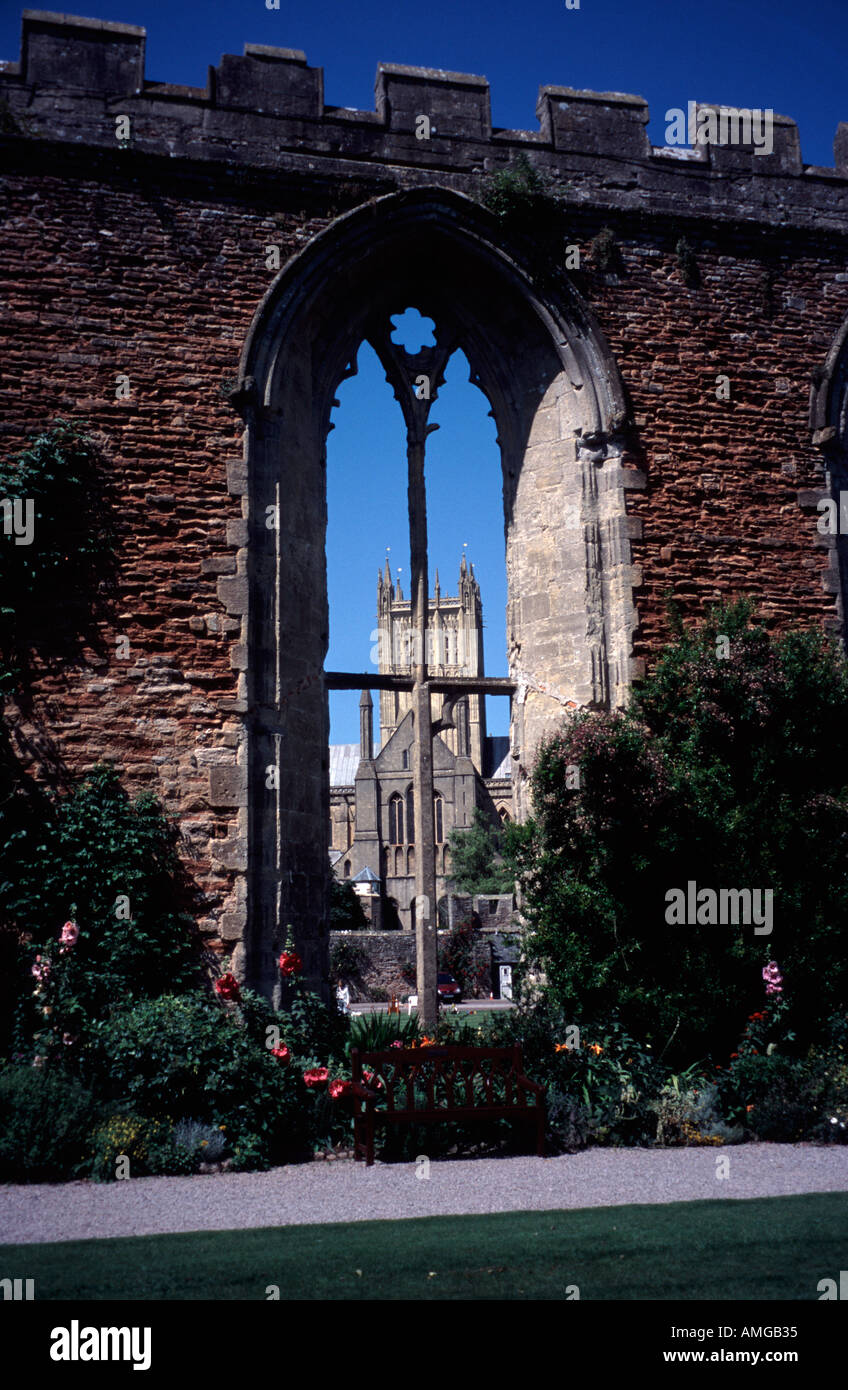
329 927 518 1001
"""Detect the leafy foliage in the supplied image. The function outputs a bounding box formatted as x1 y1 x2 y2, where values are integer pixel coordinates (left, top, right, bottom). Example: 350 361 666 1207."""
83 991 311 1169
513 602 848 1063
0 421 116 693
447 807 514 895
348 1010 421 1052
329 877 367 930
3 764 202 1059
480 155 573 293
0 1063 104 1181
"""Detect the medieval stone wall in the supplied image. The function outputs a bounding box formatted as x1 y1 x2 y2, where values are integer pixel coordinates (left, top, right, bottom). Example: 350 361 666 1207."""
2 11 848 987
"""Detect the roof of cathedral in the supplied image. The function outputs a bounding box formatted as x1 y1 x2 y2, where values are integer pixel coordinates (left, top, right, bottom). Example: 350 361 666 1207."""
329 743 360 786
330 734 512 783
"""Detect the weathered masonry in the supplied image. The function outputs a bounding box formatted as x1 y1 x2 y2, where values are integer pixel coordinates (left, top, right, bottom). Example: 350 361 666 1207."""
3 10 848 1001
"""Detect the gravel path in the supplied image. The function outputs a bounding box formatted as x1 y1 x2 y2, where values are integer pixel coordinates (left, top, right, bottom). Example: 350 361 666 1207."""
2 1144 847 1245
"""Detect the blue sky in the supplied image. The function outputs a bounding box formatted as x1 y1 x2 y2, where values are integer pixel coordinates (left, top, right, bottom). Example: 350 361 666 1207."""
4 1 844 740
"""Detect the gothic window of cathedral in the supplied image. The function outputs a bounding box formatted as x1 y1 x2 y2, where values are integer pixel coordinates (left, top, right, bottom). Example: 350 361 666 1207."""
389 793 404 844
434 792 444 844
406 787 415 844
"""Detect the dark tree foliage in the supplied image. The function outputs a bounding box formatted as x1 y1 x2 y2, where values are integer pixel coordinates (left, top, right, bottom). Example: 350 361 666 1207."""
447 807 514 896
0 420 117 693
513 602 848 1065
329 877 368 931
1 764 203 1060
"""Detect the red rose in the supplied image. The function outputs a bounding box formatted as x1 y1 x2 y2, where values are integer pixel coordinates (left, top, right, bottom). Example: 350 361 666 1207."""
214 972 241 1002
271 1045 291 1064
278 950 303 977
328 1079 353 1100
303 1067 329 1088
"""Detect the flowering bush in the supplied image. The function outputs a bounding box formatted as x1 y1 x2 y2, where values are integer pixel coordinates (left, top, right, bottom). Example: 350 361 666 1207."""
84 991 310 1170
514 604 848 1062
4 764 202 1063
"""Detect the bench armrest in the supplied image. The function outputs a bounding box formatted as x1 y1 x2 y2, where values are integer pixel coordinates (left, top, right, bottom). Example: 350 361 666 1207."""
516 1075 545 1099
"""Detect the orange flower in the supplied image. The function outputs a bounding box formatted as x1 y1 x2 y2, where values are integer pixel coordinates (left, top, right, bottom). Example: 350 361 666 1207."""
588 1043 603 1056
554 1043 570 1053
746 1104 755 1112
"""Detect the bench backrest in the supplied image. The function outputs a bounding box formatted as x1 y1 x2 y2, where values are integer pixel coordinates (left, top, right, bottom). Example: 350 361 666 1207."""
351 1044 529 1112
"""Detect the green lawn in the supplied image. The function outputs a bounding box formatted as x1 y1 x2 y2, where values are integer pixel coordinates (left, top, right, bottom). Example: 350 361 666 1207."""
2 1193 846 1300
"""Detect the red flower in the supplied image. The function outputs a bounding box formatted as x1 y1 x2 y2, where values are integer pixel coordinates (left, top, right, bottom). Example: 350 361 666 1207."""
214 972 241 1002
303 1067 329 1088
729 1053 738 1060
363 1069 384 1091
329 1079 353 1100
278 950 303 977
271 1045 291 1064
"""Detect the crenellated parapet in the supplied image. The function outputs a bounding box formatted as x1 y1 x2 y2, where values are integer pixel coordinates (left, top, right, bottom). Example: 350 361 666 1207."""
2 9 848 230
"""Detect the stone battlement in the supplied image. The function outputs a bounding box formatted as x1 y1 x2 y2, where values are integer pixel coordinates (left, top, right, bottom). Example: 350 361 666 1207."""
2 10 848 230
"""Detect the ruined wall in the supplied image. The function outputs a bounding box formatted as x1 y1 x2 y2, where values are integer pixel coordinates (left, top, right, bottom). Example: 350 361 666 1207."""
2 11 848 990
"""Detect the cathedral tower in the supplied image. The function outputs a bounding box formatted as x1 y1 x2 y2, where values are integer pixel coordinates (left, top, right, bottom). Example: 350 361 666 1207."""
376 555 487 770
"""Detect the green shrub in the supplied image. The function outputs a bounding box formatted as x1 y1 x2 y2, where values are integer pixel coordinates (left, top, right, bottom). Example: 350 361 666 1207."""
4 764 202 1059
0 1063 103 1181
0 421 116 693
513 603 848 1062
650 1081 742 1146
329 880 367 931
480 155 573 293
329 937 369 979
84 992 310 1168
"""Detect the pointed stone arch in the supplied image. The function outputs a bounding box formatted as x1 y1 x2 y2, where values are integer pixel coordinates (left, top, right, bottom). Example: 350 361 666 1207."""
227 185 640 999
810 314 848 641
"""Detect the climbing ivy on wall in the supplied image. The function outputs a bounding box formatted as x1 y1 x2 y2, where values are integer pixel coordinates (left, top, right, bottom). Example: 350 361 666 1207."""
0 420 116 694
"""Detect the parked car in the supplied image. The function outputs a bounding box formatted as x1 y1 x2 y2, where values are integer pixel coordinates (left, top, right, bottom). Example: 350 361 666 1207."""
437 971 463 1004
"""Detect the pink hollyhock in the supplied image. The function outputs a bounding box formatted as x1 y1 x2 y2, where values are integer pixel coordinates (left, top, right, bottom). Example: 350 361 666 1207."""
328 1079 353 1100
271 1045 291 1064
390 1040 403 1049
31 955 51 982
214 971 241 1002
60 920 79 948
762 961 783 997
303 1067 329 1088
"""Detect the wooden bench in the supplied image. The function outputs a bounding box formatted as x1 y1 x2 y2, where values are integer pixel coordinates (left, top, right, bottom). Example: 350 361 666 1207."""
351 1043 546 1166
